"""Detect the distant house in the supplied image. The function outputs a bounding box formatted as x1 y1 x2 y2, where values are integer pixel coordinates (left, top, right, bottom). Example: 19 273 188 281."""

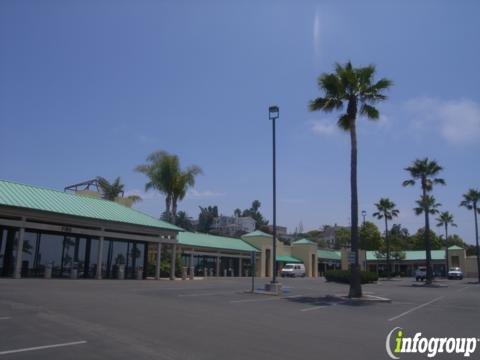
211 216 256 236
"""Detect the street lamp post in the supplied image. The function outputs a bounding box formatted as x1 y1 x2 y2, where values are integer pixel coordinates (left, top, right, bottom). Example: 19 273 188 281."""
361 210 367 226
269 105 279 285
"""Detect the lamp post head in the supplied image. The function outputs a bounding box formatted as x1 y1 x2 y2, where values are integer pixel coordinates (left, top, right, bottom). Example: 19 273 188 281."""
361 210 367 217
269 105 279 120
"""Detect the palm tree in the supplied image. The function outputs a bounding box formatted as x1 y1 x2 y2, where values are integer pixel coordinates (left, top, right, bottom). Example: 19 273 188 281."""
403 158 445 284
436 211 457 274
309 62 392 297
460 189 480 283
97 176 142 205
171 165 202 222
136 150 201 222
373 198 399 279
97 177 124 200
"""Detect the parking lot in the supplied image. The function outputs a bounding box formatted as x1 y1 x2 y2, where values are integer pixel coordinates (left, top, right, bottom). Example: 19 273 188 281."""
0 277 479 359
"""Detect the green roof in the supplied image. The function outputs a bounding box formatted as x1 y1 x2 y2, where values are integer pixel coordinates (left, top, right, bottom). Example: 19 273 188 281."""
366 250 446 261
317 249 341 261
293 238 316 245
276 255 302 263
448 245 464 250
242 230 272 238
0 179 181 232
178 232 259 252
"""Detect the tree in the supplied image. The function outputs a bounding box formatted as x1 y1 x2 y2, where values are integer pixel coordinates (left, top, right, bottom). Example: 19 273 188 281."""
359 221 383 251
460 188 480 283
372 198 399 278
411 228 443 251
97 176 142 205
233 208 242 217
242 200 269 229
97 176 124 200
436 211 457 272
309 62 392 297
136 150 201 221
175 211 194 231
445 234 465 248
334 227 351 250
403 158 445 284
197 205 218 233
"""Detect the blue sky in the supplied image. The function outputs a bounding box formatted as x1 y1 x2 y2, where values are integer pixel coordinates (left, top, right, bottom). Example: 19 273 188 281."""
1 1 479 243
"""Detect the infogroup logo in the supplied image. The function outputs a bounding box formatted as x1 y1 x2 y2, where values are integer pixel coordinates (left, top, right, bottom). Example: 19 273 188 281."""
386 327 479 359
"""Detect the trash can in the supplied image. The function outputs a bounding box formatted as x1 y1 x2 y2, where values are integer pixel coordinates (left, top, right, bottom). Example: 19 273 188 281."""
70 268 78 279
182 267 187 280
204 267 208 278
189 266 194 280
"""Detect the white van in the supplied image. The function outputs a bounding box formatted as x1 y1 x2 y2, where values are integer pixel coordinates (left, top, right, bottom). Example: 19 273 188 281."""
281 263 306 278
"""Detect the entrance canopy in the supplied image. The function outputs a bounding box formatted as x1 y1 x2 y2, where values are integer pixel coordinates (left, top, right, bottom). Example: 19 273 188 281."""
276 255 302 263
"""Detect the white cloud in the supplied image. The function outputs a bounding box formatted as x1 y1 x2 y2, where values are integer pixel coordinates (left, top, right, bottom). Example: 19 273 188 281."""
188 189 225 198
311 119 337 136
406 97 480 145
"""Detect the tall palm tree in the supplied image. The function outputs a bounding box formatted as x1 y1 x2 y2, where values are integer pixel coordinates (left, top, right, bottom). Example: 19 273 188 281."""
403 158 445 284
373 198 399 279
460 188 480 283
171 165 202 222
436 211 457 273
136 150 202 222
309 62 392 297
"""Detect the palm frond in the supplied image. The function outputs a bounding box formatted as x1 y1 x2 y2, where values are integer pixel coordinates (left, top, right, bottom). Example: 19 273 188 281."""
309 97 343 112
360 104 379 120
336 114 351 131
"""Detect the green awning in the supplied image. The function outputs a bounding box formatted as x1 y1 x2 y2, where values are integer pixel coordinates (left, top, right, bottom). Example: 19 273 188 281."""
0 179 181 232
276 255 302 263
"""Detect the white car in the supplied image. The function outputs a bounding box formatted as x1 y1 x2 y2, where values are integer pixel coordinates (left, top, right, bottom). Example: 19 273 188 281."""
448 267 463 280
415 266 427 281
281 263 306 278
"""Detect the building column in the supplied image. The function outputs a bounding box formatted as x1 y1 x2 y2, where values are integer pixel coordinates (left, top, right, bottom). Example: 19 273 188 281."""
155 242 162 280
216 255 220 277
13 225 25 279
170 245 176 280
96 234 104 279
238 258 242 277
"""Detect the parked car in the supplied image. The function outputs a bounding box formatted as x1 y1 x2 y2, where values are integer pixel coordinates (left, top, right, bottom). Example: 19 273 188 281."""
448 267 463 280
281 263 306 278
415 266 427 281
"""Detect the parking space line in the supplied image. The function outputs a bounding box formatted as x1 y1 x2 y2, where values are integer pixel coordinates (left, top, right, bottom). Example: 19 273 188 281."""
0 341 87 356
230 295 303 303
0 317 11 320
388 296 444 322
300 305 329 312
456 285 473 292
178 291 236 297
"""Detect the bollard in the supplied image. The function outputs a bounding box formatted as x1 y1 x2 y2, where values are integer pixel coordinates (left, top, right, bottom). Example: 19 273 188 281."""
70 268 78 280
136 268 143 280
189 266 194 280
204 267 208 278
117 265 125 280
44 264 52 279
182 267 187 280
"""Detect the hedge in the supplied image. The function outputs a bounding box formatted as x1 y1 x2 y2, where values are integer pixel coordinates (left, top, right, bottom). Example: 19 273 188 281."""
325 270 378 284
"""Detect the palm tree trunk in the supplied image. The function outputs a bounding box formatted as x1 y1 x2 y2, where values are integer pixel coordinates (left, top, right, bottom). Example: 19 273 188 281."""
348 115 362 298
423 186 433 284
445 224 449 276
171 197 178 224
385 216 390 279
165 194 172 222
474 203 480 283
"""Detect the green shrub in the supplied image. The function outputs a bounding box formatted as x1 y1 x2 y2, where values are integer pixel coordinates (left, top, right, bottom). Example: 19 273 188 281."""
325 270 378 284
